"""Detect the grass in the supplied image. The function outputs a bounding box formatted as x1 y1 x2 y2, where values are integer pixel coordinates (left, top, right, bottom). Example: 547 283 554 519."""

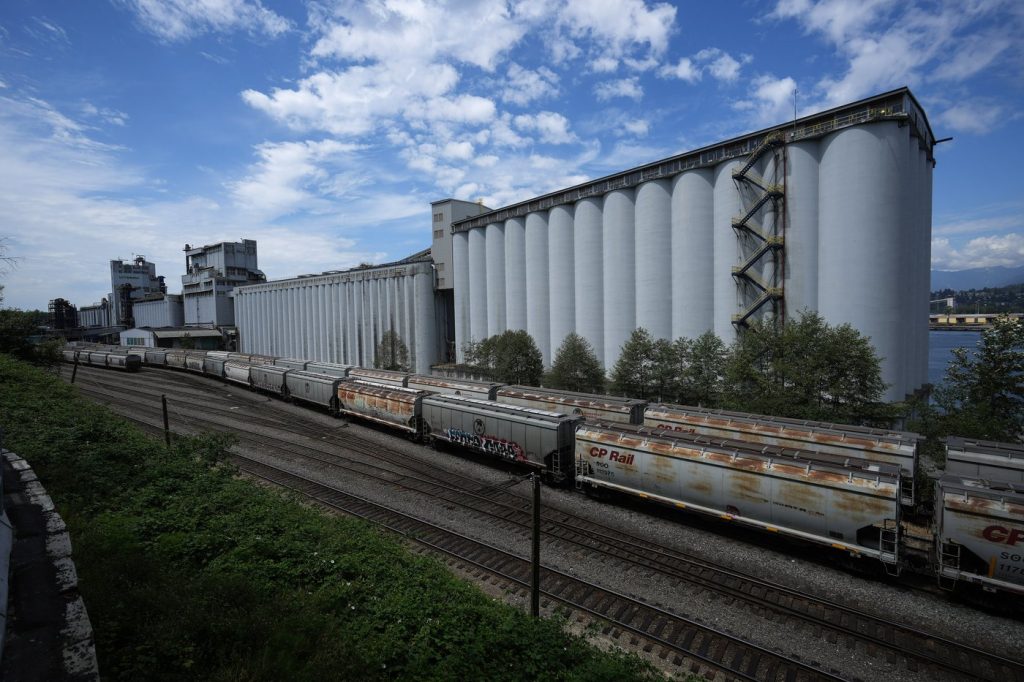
0 356 661 681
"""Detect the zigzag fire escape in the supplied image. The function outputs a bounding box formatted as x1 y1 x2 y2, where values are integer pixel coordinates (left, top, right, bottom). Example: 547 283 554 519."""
730 132 786 329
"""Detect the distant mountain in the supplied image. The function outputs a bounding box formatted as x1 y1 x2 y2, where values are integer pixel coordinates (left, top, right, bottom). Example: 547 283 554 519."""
930 265 1024 292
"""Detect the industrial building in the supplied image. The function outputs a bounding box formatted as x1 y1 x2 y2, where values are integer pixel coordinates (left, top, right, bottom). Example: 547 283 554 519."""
448 87 933 402
234 87 933 402
235 250 438 373
109 256 166 327
78 299 111 328
182 239 265 327
132 293 184 328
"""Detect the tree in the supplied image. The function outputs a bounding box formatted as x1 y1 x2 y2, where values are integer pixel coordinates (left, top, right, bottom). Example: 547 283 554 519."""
682 331 727 407
934 316 1024 441
492 329 544 385
724 311 888 423
547 333 605 393
650 338 682 402
374 330 410 372
610 328 657 398
464 330 544 385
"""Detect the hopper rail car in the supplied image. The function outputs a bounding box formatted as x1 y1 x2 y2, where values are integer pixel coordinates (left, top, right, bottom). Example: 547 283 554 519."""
63 343 1024 599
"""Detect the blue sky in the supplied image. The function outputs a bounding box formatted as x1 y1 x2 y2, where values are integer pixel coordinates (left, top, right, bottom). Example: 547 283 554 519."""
1 0 1022 310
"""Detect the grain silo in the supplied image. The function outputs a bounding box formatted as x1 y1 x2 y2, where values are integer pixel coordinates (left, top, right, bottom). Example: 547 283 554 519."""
446 87 935 402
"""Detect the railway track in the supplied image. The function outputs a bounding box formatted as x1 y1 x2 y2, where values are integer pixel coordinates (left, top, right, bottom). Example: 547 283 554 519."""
69 366 1024 681
237 456 841 682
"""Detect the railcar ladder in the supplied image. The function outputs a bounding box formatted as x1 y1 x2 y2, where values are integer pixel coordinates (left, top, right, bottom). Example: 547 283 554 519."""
880 519 900 575
937 541 961 590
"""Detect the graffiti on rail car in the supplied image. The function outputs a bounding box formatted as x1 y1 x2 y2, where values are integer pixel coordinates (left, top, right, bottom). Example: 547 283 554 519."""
445 428 525 462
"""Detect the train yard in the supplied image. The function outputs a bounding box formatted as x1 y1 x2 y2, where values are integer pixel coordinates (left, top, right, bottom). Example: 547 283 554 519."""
64 363 1024 682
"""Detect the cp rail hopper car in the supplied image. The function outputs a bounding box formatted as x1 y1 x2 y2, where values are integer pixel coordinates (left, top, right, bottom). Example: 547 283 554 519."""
423 395 581 479
576 422 903 568
644 404 919 505
935 476 1024 595
304 361 353 378
348 367 410 388
273 357 309 371
406 375 503 401
496 386 646 425
945 438 1024 484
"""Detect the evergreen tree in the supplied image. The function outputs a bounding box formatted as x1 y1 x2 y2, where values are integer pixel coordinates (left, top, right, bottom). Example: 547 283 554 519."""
682 331 727 407
651 338 681 402
935 316 1024 441
547 333 605 393
492 329 544 385
724 311 888 423
374 330 410 372
610 328 657 398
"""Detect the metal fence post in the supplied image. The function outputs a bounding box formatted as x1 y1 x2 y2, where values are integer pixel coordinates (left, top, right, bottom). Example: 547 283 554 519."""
161 395 171 447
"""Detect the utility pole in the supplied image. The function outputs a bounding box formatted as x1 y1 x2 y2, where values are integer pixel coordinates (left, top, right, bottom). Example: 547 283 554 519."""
161 394 171 447
70 354 79 384
531 472 541 618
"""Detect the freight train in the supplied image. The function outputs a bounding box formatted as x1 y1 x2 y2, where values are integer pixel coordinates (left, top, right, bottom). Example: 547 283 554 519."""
64 344 1024 598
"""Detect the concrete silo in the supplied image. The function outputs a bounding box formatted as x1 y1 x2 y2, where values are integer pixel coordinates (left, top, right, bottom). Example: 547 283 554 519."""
447 88 935 401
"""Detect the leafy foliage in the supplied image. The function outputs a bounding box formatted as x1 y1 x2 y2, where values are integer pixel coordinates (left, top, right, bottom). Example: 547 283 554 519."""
682 331 728 407
610 328 658 398
933 316 1024 441
724 311 889 423
373 330 410 372
0 355 657 681
547 333 605 393
464 330 544 385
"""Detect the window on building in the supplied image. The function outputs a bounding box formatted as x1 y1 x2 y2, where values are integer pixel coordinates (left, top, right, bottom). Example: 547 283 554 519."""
433 229 444 239
436 263 444 271
433 212 444 222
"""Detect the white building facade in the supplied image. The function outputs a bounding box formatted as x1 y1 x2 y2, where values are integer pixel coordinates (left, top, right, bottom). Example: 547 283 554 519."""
234 257 437 373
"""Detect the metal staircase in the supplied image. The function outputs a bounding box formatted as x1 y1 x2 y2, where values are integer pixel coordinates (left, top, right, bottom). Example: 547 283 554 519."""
730 134 786 330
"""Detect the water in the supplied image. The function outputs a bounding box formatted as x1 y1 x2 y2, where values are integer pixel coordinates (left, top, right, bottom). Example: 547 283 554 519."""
928 330 982 387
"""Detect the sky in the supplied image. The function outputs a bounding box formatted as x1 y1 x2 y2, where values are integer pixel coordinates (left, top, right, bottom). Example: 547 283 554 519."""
0 0 1022 311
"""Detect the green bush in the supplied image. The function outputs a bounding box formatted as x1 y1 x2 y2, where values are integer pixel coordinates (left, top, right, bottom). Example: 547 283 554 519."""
0 355 656 681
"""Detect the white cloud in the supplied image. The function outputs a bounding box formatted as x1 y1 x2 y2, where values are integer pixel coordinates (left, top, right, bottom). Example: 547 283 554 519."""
442 140 474 160
241 63 462 136
590 56 619 73
937 103 1005 135
658 47 749 83
0 94 420 309
116 0 291 41
513 112 577 144
659 57 700 83
623 119 649 137
733 75 797 125
594 77 643 101
229 139 364 218
771 0 1021 108
556 0 677 62
501 63 558 106
933 206 1024 236
26 17 70 46
309 0 525 72
81 102 129 127
932 234 1024 270
695 48 745 83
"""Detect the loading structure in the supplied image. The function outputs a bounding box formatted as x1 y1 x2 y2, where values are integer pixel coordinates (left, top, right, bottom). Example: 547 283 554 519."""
730 131 786 328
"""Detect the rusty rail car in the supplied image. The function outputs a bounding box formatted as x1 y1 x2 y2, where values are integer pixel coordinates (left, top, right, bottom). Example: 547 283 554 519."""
644 404 919 505
576 422 903 567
